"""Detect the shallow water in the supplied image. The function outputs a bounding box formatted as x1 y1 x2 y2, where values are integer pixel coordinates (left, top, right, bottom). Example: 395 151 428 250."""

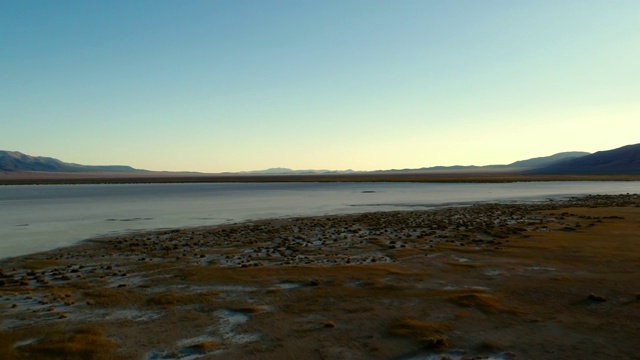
1 181 639 259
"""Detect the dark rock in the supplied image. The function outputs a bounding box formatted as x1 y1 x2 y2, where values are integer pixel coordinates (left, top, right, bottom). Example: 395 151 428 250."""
587 293 607 302
323 321 336 328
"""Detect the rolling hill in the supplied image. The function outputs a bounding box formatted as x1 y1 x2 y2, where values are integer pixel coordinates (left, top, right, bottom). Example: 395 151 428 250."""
0 151 142 173
528 143 640 174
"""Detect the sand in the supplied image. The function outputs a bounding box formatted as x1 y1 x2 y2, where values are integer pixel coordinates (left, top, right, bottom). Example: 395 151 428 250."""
1 194 639 359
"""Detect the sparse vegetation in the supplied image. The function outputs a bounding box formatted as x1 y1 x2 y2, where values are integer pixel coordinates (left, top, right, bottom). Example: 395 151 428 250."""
186 341 220 354
146 291 219 306
14 326 116 360
230 304 264 314
388 318 452 341
421 335 450 350
478 339 503 352
448 293 505 314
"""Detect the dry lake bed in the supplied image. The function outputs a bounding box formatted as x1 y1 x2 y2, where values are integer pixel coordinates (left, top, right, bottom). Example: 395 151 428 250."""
1 194 639 359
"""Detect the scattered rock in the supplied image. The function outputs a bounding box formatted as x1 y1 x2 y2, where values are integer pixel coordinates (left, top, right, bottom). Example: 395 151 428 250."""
186 341 220 354
587 293 607 302
323 321 336 328
422 335 449 350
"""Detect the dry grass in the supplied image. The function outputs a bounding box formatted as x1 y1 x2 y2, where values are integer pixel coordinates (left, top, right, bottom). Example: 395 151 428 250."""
185 340 220 354
477 339 504 352
230 304 264 314
388 318 452 339
146 291 219 306
421 335 450 350
83 288 143 307
441 259 482 268
448 293 506 314
0 331 21 360
387 248 423 261
184 263 415 287
18 259 63 270
13 326 117 360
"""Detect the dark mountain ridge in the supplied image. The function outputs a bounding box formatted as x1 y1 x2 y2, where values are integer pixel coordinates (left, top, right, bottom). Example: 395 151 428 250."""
528 143 640 174
243 152 591 175
506 151 589 169
0 151 142 173
2 144 638 175
379 151 590 173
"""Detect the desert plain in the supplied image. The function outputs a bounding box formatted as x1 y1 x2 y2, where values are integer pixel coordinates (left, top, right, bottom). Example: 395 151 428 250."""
1 194 639 359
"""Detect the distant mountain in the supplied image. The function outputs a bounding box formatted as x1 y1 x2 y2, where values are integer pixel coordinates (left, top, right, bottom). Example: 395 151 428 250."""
528 144 640 174
377 151 590 173
8 145 635 176
506 151 590 169
240 152 591 175
418 165 484 171
240 167 356 175
0 151 142 173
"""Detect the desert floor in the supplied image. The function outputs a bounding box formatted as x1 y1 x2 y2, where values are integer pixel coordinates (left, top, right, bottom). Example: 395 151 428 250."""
1 194 639 360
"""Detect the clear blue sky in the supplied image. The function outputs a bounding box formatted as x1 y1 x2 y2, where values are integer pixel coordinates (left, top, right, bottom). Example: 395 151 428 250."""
2 1 639 172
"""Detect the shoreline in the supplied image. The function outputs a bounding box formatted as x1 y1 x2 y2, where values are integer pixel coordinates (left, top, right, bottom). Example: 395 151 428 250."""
5 181 640 261
2 172 640 185
31 193 640 267
1 191 635 262
1 194 640 359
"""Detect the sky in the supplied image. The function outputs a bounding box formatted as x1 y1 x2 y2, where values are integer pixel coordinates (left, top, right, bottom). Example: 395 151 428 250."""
2 1 639 172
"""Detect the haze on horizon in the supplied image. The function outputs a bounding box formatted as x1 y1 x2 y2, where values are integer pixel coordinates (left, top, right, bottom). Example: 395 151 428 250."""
2 1 639 173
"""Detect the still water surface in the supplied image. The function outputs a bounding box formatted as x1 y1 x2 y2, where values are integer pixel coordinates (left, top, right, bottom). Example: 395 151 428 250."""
1 181 639 259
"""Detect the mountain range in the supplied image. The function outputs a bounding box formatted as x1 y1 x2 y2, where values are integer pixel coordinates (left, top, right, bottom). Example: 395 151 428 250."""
232 151 592 175
388 151 591 173
0 151 142 173
527 143 640 174
2 143 639 175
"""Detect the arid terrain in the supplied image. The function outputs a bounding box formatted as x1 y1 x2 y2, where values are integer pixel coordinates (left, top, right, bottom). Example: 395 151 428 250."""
1 194 639 359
